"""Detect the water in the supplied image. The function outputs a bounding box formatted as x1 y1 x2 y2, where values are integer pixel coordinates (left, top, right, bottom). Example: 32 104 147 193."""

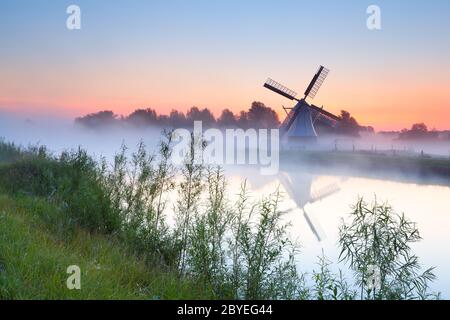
1 120 449 297
223 165 450 297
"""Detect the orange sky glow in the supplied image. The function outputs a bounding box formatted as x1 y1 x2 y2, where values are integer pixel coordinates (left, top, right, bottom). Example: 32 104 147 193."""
1 1 449 131
1 64 448 131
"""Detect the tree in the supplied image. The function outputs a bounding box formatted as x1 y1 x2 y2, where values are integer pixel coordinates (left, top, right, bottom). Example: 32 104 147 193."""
75 110 119 128
411 123 428 134
237 110 249 128
167 110 188 128
217 109 238 128
337 110 361 137
126 108 158 127
186 107 216 127
399 123 438 140
245 101 280 129
74 102 284 130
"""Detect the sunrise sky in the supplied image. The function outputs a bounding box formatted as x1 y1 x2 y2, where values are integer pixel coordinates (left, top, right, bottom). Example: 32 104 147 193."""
1 0 449 131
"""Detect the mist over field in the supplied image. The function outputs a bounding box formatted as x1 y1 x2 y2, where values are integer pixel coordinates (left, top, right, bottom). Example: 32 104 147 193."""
2 0 450 302
0 111 163 161
1 109 450 298
1 110 450 164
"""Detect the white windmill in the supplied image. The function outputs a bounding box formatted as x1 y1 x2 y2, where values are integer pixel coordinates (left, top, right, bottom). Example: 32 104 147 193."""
264 66 340 148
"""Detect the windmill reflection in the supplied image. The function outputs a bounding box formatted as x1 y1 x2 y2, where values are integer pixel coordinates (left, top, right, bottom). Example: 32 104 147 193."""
236 166 343 242
278 170 341 242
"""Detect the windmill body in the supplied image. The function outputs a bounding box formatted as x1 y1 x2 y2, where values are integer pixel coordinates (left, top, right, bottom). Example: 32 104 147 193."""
264 65 339 149
282 99 317 147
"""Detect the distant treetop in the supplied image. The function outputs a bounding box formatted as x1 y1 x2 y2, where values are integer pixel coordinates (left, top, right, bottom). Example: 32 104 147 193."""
74 102 280 130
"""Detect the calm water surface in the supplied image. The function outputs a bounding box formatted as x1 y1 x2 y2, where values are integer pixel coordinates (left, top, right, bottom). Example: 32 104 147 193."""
223 166 450 297
3 127 449 297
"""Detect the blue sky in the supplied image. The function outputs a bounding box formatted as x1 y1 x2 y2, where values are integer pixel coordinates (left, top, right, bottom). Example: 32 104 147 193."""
1 0 449 129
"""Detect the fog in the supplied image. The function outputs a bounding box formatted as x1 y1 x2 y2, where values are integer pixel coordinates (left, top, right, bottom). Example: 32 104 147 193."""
0 112 164 161
1 111 450 296
2 112 450 161
1 111 449 189
313 133 450 158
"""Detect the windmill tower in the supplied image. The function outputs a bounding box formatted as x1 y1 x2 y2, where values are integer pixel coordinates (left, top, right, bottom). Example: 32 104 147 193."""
264 66 337 148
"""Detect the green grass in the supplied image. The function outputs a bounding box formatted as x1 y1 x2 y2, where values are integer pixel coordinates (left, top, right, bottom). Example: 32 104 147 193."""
0 194 211 299
0 139 439 300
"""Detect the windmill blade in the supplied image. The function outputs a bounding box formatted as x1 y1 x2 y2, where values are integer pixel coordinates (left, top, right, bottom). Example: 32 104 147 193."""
309 104 340 127
309 183 340 204
303 208 325 242
304 66 330 99
264 78 298 100
314 112 338 127
277 205 324 242
279 207 297 215
280 207 299 214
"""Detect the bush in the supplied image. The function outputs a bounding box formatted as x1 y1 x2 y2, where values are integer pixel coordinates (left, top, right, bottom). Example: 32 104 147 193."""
339 198 437 300
0 145 120 234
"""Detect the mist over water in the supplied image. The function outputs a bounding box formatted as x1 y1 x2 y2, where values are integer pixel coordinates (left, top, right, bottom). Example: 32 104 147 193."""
0 112 163 161
2 111 450 158
1 112 450 296
223 165 450 297
312 134 450 158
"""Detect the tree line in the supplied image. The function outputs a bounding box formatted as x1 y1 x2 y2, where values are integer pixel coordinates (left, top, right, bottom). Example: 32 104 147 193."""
379 123 450 141
75 101 372 136
75 102 280 130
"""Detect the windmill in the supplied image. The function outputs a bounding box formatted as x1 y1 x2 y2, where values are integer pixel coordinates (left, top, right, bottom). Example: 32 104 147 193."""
264 66 340 147
278 170 343 242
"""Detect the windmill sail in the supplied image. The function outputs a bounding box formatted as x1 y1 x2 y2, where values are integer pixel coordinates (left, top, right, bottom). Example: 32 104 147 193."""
304 66 329 99
278 171 328 242
310 104 340 127
264 78 298 100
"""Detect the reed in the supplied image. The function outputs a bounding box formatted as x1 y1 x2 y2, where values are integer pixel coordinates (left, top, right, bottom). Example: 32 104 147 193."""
0 138 439 299
339 198 438 300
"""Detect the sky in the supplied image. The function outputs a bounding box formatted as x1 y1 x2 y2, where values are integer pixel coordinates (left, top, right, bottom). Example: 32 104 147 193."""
0 0 449 131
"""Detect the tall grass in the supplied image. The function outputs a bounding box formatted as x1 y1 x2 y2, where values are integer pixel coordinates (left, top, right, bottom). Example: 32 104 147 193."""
187 167 230 296
0 194 211 299
0 137 439 300
103 133 177 266
339 198 438 300
175 132 205 275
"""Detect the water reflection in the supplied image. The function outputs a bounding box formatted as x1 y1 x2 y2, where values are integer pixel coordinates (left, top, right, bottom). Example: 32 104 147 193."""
278 170 342 242
224 162 450 296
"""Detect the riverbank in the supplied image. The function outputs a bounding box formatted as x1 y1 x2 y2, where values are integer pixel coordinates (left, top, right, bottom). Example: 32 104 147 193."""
0 140 439 300
0 193 211 299
281 150 450 185
0 142 212 299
